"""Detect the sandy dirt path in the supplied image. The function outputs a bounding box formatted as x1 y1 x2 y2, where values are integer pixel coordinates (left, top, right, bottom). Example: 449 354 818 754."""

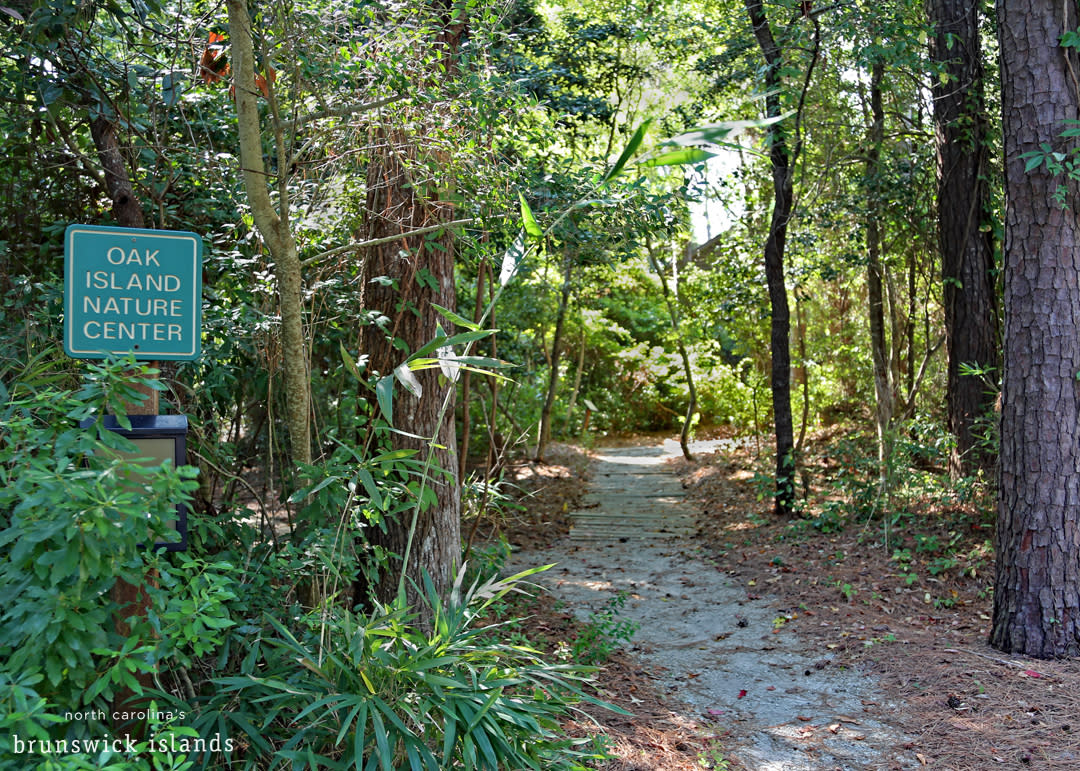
508 440 919 770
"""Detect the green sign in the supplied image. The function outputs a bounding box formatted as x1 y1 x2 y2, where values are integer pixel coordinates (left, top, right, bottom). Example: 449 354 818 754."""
64 224 202 360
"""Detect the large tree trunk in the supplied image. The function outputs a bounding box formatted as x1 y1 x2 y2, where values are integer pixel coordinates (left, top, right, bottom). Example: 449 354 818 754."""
928 0 999 479
357 3 466 610
990 0 1080 658
360 126 461 609
745 0 796 516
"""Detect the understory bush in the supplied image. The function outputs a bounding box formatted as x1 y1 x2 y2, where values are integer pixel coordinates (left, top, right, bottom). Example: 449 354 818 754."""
0 355 205 768
163 568 612 770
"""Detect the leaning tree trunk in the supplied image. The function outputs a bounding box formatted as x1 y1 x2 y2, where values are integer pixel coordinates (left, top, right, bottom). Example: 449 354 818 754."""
928 0 999 478
745 0 797 516
990 0 1080 658
648 240 697 461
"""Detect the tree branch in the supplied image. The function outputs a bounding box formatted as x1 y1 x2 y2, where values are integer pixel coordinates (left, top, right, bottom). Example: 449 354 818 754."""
280 95 408 133
300 218 475 268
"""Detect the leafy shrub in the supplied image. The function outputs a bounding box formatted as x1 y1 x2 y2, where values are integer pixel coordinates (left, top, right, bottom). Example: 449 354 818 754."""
572 591 639 665
169 567 613 770
810 501 846 534
0 356 202 765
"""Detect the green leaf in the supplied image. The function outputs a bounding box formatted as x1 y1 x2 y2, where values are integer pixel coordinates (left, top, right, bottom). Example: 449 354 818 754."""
229 712 275 754
371 708 392 771
518 192 543 238
601 119 652 183
665 114 791 151
441 704 458 766
639 147 716 168
408 330 493 362
431 303 480 331
352 702 369 759
438 355 516 369
352 468 380 506
341 342 365 381
1020 151 1045 173
289 474 340 502
161 71 184 106
376 375 394 423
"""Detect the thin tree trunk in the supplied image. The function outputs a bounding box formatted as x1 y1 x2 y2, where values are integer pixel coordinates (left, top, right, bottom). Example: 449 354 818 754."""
865 60 894 470
227 0 311 470
90 117 145 230
990 0 1080 657
906 246 917 401
485 259 501 476
745 0 804 516
794 289 810 453
564 326 586 435
535 255 573 462
458 258 487 480
648 240 697 461
928 0 999 478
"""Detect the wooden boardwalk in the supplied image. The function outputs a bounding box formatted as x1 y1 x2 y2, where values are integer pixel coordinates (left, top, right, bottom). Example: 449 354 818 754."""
568 445 696 541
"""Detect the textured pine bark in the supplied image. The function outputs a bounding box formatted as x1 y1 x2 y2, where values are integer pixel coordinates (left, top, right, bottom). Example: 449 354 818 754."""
990 0 1080 657
927 0 999 478
360 128 461 609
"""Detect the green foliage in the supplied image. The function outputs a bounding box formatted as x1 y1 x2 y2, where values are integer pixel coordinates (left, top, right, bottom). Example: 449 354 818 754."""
1017 125 1080 208
810 501 846 534
0 355 204 764
572 591 639 665
0 358 196 701
171 567 611 770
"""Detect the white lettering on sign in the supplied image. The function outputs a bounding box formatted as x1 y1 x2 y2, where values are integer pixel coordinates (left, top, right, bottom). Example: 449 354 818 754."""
85 271 180 292
106 247 162 267
83 321 185 341
65 224 202 360
82 297 185 317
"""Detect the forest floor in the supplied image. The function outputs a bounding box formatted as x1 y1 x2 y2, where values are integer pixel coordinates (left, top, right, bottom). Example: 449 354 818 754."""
487 433 1080 770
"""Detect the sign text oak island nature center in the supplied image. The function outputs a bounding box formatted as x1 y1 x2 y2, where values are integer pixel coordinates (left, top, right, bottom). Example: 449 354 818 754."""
64 224 202 360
